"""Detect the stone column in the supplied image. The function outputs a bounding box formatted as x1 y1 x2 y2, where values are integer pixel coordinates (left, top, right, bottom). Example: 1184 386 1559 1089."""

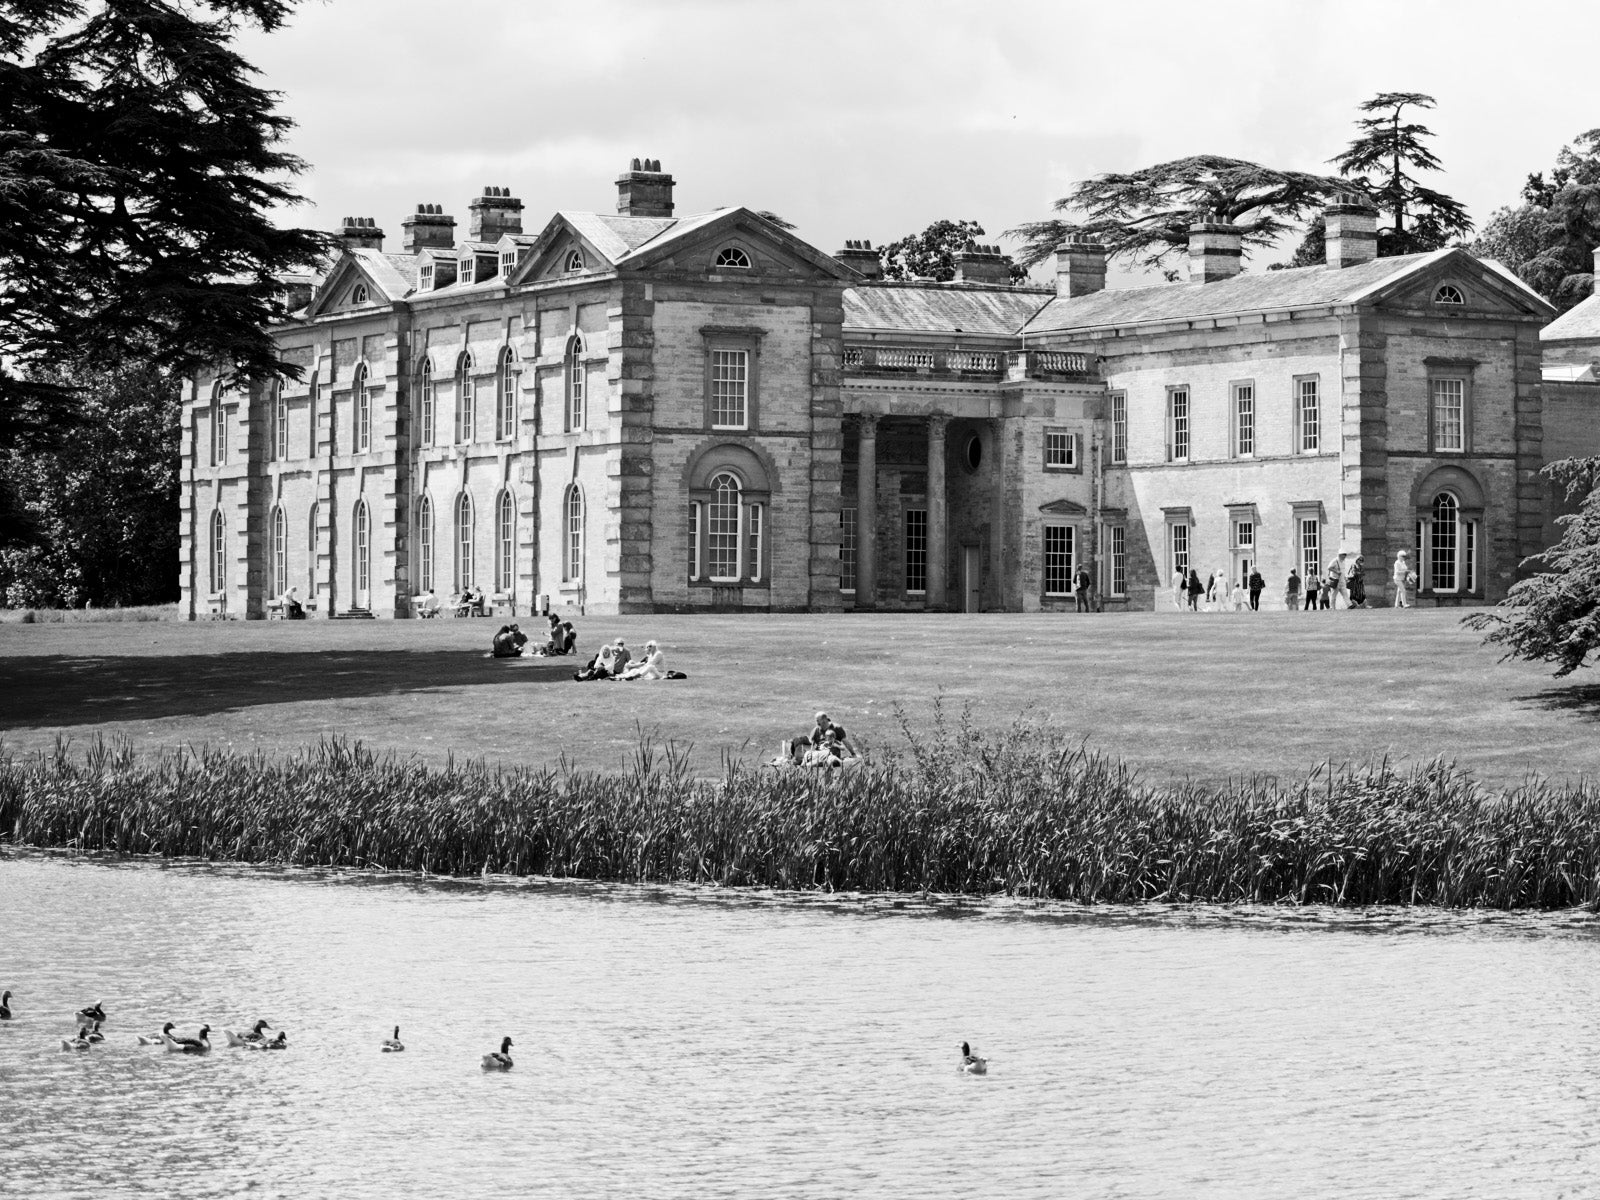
856 414 878 610
926 414 949 610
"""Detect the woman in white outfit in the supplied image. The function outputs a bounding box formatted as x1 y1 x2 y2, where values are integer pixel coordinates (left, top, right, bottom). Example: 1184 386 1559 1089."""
618 640 666 680
1392 550 1413 608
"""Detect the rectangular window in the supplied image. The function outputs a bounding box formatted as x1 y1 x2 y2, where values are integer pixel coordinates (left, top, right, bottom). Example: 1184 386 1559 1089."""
904 508 927 594
1431 511 1458 590
566 351 586 433
355 388 371 454
419 264 434 292
1298 377 1320 453
1300 518 1320 581
688 502 700 581
840 506 857 593
711 350 748 429
1170 522 1190 581
1043 525 1073 596
211 404 226 466
420 378 435 447
1108 525 1126 597
1167 388 1189 462
1464 520 1476 592
457 378 474 445
1233 383 1254 457
1233 520 1254 551
500 251 516 276
308 379 319 459
1432 378 1465 451
748 504 763 584
1044 429 1077 470
708 497 740 582
273 389 287 462
1111 392 1127 464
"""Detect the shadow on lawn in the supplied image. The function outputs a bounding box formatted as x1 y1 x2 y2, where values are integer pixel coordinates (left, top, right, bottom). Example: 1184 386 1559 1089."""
0 650 569 729
1514 684 1600 719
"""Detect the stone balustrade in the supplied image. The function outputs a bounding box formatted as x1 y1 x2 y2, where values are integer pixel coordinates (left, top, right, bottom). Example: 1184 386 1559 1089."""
843 345 1094 379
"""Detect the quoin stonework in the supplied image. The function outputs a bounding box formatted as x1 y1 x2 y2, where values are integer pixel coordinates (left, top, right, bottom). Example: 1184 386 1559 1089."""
180 168 1568 618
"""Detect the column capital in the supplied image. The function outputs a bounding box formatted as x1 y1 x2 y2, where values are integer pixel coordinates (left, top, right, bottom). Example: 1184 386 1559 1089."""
927 412 951 437
856 412 880 435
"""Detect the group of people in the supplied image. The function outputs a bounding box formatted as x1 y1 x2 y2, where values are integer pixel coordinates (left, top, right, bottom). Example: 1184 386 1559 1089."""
411 587 485 618
772 711 861 770
1173 550 1418 612
489 612 578 658
573 636 679 681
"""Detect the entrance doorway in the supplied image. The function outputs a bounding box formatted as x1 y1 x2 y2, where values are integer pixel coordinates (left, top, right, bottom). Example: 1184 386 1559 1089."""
962 545 981 612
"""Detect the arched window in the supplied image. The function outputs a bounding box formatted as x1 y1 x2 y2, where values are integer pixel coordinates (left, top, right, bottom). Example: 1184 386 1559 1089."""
209 380 227 466
1434 284 1465 305
497 347 517 441
565 334 585 432
564 249 584 273
353 498 371 606
686 448 770 585
351 283 369 305
714 246 752 269
269 506 287 599
455 351 474 444
1427 490 1478 594
270 380 287 462
417 495 434 593
564 485 584 583
707 471 743 582
495 490 515 593
353 363 371 453
455 492 474 591
209 509 226 593
418 359 435 446
307 502 319 595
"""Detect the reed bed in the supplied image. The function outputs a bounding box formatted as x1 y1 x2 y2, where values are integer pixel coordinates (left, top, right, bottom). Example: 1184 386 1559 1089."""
3 716 1600 908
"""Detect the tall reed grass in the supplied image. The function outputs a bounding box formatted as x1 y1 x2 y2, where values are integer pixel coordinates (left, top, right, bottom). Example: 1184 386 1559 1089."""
0 604 178 624
3 713 1598 908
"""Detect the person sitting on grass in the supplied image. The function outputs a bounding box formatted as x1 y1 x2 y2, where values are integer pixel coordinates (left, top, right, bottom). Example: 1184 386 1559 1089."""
617 640 665 680
490 624 527 658
808 712 832 748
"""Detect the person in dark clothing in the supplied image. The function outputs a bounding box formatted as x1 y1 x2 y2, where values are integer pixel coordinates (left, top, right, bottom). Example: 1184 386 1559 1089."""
1073 565 1093 613
1185 568 1204 610
491 624 528 658
1286 570 1302 611
1304 573 1320 612
1347 556 1367 608
1247 567 1265 611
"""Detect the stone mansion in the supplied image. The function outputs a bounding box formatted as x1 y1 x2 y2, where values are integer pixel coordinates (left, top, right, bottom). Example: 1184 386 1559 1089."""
179 163 1565 618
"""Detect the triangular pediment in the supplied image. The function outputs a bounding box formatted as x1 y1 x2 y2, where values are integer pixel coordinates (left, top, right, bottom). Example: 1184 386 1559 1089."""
304 253 398 319
1039 498 1088 516
1363 249 1556 319
507 214 624 286
618 207 854 281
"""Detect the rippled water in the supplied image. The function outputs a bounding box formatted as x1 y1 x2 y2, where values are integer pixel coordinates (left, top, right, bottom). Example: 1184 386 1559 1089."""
5 853 1600 1198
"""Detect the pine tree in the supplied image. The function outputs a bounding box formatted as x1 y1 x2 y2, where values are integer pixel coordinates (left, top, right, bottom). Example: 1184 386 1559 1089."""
1331 92 1473 257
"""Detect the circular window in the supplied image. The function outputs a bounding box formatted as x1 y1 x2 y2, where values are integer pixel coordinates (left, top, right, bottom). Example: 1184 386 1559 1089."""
963 432 983 472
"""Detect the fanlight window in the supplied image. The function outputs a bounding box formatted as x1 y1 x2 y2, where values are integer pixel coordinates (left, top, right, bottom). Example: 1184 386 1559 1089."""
1434 284 1465 305
714 247 752 269
351 284 369 304
689 469 764 585
564 249 585 273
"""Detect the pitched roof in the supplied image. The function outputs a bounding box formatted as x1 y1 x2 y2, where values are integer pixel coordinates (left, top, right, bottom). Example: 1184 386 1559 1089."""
1021 252 1441 335
844 282 1054 337
560 211 678 262
1542 294 1600 342
348 249 417 301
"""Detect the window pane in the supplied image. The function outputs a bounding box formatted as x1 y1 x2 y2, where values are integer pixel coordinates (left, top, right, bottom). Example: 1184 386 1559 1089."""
1300 518 1320 580
1431 493 1458 590
1432 379 1464 451
418 499 433 593
840 507 857 592
420 368 434 446
1171 523 1189 580
457 496 473 590
711 350 748 428
1110 526 1126 596
1234 520 1254 550
1235 386 1254 456
688 502 699 580
497 493 514 592
568 340 585 432
1169 390 1188 461
565 488 583 582
1043 525 1072 596
1300 379 1320 453
1045 430 1073 467
498 354 516 440
1111 393 1127 464
708 473 741 580
904 509 927 593
748 504 763 583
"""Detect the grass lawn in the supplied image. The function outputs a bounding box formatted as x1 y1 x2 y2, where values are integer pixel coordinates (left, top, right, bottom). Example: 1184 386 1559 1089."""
0 608 1596 788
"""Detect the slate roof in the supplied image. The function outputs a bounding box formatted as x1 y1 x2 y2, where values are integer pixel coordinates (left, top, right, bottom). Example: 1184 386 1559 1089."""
1021 252 1442 335
1542 294 1600 342
844 282 1055 337
351 250 416 300
561 211 679 262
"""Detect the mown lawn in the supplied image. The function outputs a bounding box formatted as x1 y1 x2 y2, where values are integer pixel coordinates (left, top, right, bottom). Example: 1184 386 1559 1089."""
0 608 1596 787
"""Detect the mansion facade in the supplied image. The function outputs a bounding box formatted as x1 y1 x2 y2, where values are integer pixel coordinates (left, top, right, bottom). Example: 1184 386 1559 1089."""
179 167 1562 618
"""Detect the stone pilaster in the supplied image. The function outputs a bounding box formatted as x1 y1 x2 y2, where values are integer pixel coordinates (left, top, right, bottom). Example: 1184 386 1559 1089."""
1340 315 1389 588
808 284 845 610
614 279 656 613
855 414 879 610
926 414 949 610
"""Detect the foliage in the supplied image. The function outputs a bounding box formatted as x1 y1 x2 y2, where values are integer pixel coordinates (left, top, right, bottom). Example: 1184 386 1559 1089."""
879 218 1030 283
8 723 1600 909
1466 458 1600 676
1469 130 1600 312
0 0 325 445
1330 91 1473 257
0 361 181 609
1007 156 1344 274
753 210 795 231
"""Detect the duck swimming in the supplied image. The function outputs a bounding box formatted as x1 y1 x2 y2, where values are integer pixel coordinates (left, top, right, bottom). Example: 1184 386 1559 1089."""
481 1036 514 1071
85 1021 105 1044
0 990 12 1020
167 1025 212 1055
137 1022 176 1046
61 1025 92 1051
247 1031 288 1051
959 1041 988 1075
382 1026 404 1053
224 1020 272 1047
75 1002 106 1025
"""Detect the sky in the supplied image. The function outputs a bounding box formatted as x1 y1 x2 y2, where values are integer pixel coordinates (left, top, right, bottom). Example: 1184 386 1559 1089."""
239 0 1600 285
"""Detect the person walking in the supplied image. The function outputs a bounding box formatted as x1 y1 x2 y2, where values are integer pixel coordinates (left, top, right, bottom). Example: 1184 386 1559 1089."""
1285 569 1302 611
1393 550 1414 608
1304 572 1320 612
1347 556 1367 608
1074 563 1093 613
1323 560 1341 609
1186 568 1204 611
1247 566 1265 612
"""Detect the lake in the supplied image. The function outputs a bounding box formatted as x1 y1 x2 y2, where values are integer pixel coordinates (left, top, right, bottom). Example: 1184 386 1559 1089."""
3 853 1599 1198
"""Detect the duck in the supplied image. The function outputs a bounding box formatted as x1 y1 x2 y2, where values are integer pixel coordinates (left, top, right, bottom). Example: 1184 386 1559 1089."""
137 1022 176 1046
85 1021 105 1044
959 1041 988 1076
166 1025 212 1054
224 1019 272 1048
247 1031 288 1051
0 990 12 1020
382 1026 404 1053
75 1002 106 1025
481 1036 514 1071
61 1024 92 1051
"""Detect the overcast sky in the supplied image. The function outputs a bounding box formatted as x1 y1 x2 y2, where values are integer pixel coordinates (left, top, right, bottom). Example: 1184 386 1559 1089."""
240 0 1599 285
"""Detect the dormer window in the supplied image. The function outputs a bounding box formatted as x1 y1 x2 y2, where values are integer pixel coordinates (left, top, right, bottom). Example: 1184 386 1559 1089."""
714 247 752 269
564 249 585 274
419 263 435 292
350 283 369 304
1434 284 1465 305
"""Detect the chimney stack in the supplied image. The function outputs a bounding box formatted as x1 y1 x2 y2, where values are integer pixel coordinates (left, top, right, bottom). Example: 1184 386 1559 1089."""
952 242 1014 285
616 157 674 218
1055 233 1106 298
402 203 456 254
1324 193 1378 269
469 186 524 242
1188 212 1242 284
835 239 884 280
336 216 383 252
